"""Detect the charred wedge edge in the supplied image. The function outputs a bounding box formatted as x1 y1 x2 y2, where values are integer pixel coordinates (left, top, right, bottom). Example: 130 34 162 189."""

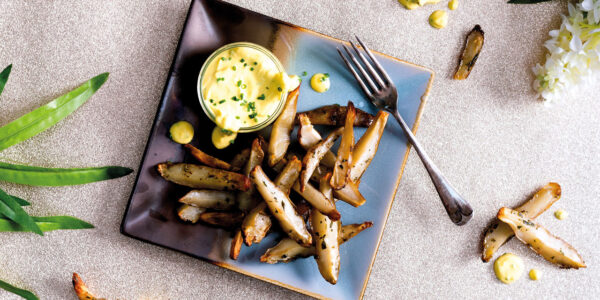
274 156 302 195
268 86 299 166
295 104 375 127
185 144 234 170
230 229 244 260
230 148 251 171
497 207 585 269
198 211 245 229
333 180 366 207
179 189 237 210
260 222 373 264
73 273 104 300
331 102 355 190
157 163 251 191
251 165 312 246
300 127 343 191
177 204 205 223
311 172 341 284
454 25 484 80
349 110 389 182
482 182 561 262
293 180 341 221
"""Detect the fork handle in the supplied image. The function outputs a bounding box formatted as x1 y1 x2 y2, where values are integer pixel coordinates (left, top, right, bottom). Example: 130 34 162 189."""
390 110 474 225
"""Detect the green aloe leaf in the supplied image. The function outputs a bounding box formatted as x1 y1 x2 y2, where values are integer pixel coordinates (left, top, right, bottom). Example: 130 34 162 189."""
0 188 42 235
0 72 108 151
0 279 38 300
0 215 93 232
0 64 11 97
0 162 132 186
11 195 30 206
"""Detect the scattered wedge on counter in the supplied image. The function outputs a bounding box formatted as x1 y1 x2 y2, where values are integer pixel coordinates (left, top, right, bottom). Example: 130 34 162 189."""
498 207 586 269
72 273 104 300
482 182 561 262
483 182 585 271
157 88 388 284
454 25 484 80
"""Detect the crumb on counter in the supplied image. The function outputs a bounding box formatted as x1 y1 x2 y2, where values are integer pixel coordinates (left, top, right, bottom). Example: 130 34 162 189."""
554 209 568 220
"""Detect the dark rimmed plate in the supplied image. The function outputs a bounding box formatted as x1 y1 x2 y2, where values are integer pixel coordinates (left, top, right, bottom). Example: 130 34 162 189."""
120 0 433 299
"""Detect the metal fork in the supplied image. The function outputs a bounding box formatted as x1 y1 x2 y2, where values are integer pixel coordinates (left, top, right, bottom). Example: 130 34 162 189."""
337 36 473 225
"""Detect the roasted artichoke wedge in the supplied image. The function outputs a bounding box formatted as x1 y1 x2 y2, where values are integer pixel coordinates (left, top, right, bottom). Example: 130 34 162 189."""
311 172 341 284
177 204 205 223
179 190 237 210
331 102 355 190
482 182 561 262
230 229 243 260
260 222 373 264
300 127 343 191
237 137 266 211
251 165 312 246
293 181 341 221
297 113 336 168
454 25 484 80
295 104 375 127
157 163 250 191
185 144 234 171
349 110 388 182
268 86 299 166
497 207 586 269
230 148 251 171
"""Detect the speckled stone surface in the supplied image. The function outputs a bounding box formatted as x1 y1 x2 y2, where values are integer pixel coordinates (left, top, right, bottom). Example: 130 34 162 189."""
0 0 598 299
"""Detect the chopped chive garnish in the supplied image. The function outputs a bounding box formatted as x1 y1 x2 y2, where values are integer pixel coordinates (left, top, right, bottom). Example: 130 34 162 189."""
220 57 225 61
324 73 330 78
302 71 307 76
240 93 244 100
237 80 242 87
266 87 269 89
231 96 239 101
218 100 226 104
240 58 245 63
209 99 214 103
216 77 224 82
232 66 236 71
257 94 266 100
235 116 240 119
243 63 248 67
249 113 257 119
250 67 254 71
277 87 282 92
253 62 258 65
241 84 247 89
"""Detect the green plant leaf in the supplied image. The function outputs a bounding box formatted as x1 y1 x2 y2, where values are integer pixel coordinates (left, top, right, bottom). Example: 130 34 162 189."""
0 72 109 151
0 215 94 232
0 162 132 186
11 195 30 206
507 0 553 3
0 279 38 300
0 188 42 235
0 64 11 97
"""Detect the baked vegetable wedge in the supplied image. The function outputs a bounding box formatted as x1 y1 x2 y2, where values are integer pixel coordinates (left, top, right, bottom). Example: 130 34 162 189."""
331 102 355 190
157 163 250 191
268 86 299 166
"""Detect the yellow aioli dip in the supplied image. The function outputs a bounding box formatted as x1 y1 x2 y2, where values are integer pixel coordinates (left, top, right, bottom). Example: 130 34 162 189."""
310 73 330 93
494 253 524 284
200 44 299 148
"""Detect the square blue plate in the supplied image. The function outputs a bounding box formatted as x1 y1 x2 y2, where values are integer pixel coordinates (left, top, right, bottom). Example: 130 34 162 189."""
121 0 433 299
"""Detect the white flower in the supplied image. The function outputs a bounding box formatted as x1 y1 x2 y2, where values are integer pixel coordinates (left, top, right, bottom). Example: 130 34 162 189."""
533 0 600 103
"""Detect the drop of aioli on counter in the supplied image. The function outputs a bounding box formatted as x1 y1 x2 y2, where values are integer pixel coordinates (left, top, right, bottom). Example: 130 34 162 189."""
310 73 330 93
449 0 459 10
554 209 568 220
529 269 541 281
494 253 524 284
429 10 448 29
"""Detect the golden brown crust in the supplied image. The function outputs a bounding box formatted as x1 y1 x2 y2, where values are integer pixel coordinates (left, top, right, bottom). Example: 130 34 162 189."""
185 144 234 171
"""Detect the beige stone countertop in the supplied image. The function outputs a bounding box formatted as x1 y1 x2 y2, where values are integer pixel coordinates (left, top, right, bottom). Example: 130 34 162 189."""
0 0 598 299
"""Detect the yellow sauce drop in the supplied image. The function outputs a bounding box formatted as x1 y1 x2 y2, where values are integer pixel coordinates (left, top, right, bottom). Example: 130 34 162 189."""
398 0 442 9
429 10 448 29
449 0 459 10
529 269 541 281
310 73 330 93
169 121 194 144
211 127 238 150
554 209 568 220
494 253 524 284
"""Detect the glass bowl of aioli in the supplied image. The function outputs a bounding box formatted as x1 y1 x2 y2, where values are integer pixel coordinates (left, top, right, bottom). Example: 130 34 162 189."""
198 42 295 140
